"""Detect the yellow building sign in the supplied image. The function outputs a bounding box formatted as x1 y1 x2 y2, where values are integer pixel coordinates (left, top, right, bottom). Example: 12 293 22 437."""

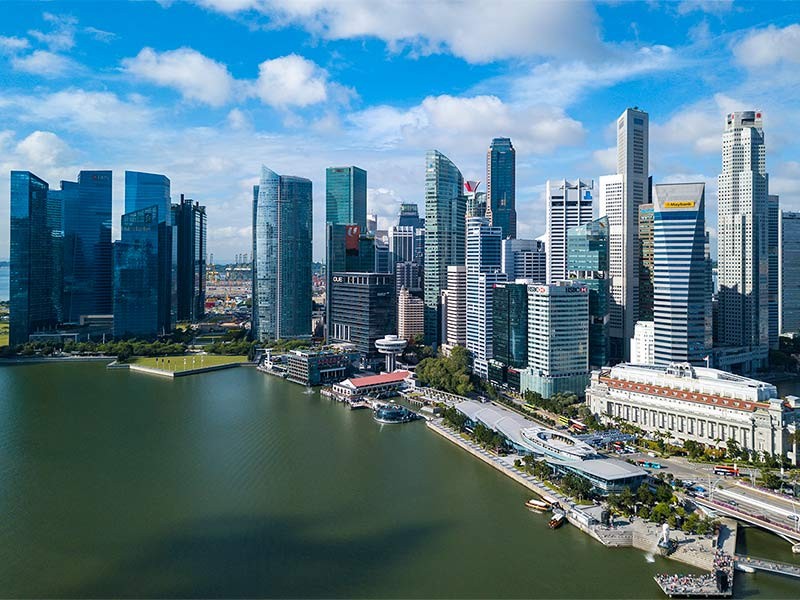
664 201 696 208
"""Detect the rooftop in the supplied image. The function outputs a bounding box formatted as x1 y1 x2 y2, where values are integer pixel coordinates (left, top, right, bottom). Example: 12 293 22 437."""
344 370 411 389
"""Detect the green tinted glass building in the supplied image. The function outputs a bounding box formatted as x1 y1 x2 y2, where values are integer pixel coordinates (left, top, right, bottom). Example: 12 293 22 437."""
326 166 366 230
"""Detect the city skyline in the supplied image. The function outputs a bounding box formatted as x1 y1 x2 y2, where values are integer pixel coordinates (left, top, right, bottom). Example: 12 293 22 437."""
1 2 799 262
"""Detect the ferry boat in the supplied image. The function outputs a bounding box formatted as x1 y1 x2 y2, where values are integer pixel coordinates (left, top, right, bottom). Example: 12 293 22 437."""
525 498 551 512
373 403 419 424
548 510 566 529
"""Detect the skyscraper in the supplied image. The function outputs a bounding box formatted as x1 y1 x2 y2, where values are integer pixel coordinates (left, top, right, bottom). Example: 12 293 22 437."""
466 217 506 377
567 216 610 368
486 137 516 238
442 265 467 350
717 111 769 373
57 170 113 322
325 166 366 230
638 203 654 322
388 225 415 268
545 179 594 283
599 107 649 363
779 211 800 335
398 203 424 230
652 182 711 366
398 286 424 341
490 281 529 391
501 238 546 282
252 166 313 341
172 194 207 322
464 180 486 219
125 171 171 224
424 150 465 346
768 194 780 349
9 171 61 345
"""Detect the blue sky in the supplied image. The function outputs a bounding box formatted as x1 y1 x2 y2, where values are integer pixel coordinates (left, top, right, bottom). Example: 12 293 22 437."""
1 0 799 261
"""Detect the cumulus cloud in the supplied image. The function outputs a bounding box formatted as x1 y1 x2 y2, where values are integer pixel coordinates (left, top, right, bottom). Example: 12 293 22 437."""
676 0 733 15
122 47 235 107
28 13 78 51
15 130 75 166
252 54 329 108
734 24 800 68
0 36 30 52
11 50 79 77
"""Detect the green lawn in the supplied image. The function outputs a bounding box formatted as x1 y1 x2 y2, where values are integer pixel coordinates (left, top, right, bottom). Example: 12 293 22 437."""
129 354 248 372
0 323 8 347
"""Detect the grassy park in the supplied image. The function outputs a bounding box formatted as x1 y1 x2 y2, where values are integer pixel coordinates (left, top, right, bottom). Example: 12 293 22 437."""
129 354 248 372
0 323 8 347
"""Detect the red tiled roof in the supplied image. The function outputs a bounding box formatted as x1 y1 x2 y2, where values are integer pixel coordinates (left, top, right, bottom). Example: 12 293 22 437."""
349 370 411 388
599 376 769 413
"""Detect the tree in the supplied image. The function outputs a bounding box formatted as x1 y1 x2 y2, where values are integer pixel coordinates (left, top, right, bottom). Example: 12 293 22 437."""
650 502 673 524
726 438 741 460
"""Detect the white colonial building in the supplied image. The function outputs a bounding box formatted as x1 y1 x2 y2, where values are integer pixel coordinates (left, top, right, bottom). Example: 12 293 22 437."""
586 362 799 464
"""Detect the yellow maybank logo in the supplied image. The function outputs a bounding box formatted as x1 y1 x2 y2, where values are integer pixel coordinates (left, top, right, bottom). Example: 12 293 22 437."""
664 201 696 208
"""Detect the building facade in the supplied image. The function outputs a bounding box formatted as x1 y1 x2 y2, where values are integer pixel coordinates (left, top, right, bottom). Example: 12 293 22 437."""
652 182 711 366
630 320 655 364
638 203 654 322
325 166 366 230
768 194 780 349
398 286 424 341
252 166 313 341
173 194 206 322
395 261 422 295
546 179 594 284
486 137 516 239
125 171 171 224
441 265 467 351
501 238 546 282
779 211 800 334
587 363 799 465
424 150 465 346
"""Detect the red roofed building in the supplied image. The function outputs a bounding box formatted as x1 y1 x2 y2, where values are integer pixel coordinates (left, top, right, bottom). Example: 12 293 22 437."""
331 370 411 400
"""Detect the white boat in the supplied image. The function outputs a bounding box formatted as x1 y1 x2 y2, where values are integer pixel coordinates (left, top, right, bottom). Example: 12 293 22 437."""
525 498 551 511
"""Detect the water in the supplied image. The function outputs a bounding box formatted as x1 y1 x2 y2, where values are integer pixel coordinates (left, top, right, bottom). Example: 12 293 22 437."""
0 362 796 598
0 264 8 301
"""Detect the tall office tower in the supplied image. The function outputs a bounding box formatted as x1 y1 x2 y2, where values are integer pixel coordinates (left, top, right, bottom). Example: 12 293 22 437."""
486 137 516 238
443 265 467 349
599 107 649 363
395 261 422 294
545 179 594 283
398 203 424 229
252 166 312 341
325 224 374 334
651 183 711 366
638 203 654 321
325 166 366 230
767 195 780 349
113 206 162 337
374 237 391 273
630 320 655 364
329 272 396 368
466 217 506 377
172 194 207 322
567 216 610 369
501 238 546 282
464 180 486 219
717 111 769 373
424 150 465 345
398 286 425 341
367 213 378 234
521 282 589 399
388 225 415 268
779 211 800 334
55 171 112 322
9 171 62 345
489 281 529 391
125 171 171 224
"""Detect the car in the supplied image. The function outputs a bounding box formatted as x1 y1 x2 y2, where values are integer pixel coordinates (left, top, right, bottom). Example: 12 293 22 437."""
788 514 800 522
647 452 657 458
728 500 738 506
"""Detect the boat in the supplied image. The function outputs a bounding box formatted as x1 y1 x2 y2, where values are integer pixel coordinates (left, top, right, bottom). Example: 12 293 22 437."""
548 510 566 529
373 403 419 424
525 498 551 512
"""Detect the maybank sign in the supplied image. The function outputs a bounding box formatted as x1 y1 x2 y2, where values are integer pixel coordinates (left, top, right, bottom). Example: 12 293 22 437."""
664 201 696 209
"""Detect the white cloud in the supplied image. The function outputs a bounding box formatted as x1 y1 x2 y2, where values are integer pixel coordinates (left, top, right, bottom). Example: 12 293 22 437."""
188 0 605 63
226 108 250 130
734 24 800 68
15 131 75 166
122 47 235 107
0 36 29 52
253 54 328 108
28 13 78 51
11 50 79 78
676 0 733 15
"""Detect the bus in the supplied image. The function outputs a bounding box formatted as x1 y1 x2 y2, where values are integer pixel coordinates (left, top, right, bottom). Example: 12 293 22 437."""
568 419 587 434
636 460 662 469
713 465 740 477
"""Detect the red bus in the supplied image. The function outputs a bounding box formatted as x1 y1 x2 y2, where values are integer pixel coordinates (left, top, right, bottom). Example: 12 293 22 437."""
714 465 739 477
568 419 587 434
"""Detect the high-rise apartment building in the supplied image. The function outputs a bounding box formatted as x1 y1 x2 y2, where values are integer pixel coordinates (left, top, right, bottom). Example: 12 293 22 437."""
466 217 506 377
9 171 62 345
768 194 780 349
172 194 207 322
716 111 769 373
56 170 112 322
599 107 649 363
486 137 516 238
398 286 424 341
638 203 654 321
780 211 800 334
545 179 594 283
652 182 711 366
252 166 312 341
424 150 465 346
521 282 589 399
325 166 366 230
567 216 610 369
501 238 546 282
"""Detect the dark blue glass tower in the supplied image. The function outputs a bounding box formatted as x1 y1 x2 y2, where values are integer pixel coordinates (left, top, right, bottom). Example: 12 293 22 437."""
9 171 62 345
486 137 516 239
172 195 207 323
125 171 171 224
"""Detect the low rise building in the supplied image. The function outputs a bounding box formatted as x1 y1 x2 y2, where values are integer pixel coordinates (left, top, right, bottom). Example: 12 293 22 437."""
331 370 411 400
586 362 799 464
286 348 359 386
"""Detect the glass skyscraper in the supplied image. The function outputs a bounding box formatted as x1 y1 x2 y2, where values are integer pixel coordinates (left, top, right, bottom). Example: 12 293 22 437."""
652 182 711 366
779 211 800 334
56 170 113 322
486 137 516 239
423 150 465 346
9 171 62 345
172 195 207 323
125 171 172 224
492 282 529 369
326 166 366 230
638 203 654 321
252 166 313 341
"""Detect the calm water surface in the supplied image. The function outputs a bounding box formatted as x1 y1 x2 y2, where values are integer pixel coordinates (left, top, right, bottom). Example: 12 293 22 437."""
0 363 798 598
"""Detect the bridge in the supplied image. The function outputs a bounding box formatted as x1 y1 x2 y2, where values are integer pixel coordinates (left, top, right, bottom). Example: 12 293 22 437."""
735 555 800 579
693 497 800 544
